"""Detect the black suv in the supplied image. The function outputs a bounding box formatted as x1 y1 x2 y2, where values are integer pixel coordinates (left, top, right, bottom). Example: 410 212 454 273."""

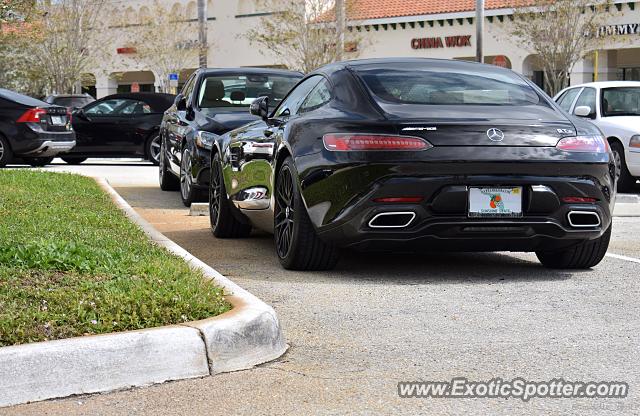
0 88 76 167
159 67 302 206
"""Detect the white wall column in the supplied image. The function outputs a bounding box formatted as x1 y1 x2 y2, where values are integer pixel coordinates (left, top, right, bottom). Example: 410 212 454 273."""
570 58 593 86
95 75 118 99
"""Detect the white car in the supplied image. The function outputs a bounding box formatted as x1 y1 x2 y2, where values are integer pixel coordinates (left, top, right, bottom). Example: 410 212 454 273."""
554 81 640 191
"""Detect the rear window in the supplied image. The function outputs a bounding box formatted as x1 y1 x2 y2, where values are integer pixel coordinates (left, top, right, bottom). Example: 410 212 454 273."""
356 68 540 106
197 73 301 111
53 97 94 108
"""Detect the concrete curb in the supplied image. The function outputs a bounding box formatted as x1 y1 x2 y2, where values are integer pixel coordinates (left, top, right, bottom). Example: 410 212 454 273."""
613 203 640 217
0 178 287 408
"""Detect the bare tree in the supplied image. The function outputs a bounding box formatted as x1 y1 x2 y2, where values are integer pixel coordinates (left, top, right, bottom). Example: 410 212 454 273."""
246 0 361 73
507 0 614 96
122 0 199 93
22 0 109 94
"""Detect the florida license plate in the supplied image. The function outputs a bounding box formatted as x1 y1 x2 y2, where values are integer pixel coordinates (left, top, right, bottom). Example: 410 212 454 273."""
50 116 65 125
468 187 523 218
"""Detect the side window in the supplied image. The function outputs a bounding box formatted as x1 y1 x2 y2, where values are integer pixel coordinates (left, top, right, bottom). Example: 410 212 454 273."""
298 79 332 114
557 88 580 112
181 75 197 102
574 87 596 116
274 76 322 118
85 98 136 116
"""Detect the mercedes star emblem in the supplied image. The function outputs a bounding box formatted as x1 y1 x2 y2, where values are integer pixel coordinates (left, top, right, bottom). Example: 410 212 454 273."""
487 128 505 142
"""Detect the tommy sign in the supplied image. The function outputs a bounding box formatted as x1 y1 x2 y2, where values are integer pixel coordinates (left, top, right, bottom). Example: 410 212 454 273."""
589 23 640 37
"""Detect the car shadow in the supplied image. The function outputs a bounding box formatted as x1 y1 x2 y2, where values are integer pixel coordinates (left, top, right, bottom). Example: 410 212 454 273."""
162 226 580 286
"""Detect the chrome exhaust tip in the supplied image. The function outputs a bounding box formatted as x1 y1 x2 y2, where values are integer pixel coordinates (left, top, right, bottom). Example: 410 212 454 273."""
567 211 601 228
368 212 416 228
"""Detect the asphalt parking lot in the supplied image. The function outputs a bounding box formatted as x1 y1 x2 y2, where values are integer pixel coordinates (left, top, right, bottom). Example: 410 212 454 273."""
4 160 640 415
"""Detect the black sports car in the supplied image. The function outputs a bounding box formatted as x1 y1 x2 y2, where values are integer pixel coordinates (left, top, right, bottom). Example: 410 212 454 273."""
158 68 303 206
0 88 75 167
208 58 616 271
61 92 175 165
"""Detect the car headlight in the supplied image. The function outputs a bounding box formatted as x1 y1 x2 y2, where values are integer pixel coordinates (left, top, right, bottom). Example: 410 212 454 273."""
630 135 640 151
195 131 217 150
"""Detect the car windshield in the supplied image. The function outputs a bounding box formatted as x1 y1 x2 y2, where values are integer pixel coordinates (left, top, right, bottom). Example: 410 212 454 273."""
357 67 540 106
197 74 300 111
602 87 640 117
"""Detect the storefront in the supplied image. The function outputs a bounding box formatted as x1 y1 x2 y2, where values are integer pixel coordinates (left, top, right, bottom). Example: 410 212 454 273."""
346 0 640 93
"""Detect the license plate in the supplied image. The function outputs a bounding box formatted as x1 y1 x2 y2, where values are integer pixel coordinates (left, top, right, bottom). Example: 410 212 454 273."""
468 187 523 218
50 116 65 125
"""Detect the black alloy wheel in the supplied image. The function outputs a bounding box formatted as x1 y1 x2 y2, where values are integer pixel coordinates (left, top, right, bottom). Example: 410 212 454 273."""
159 139 179 191
274 156 339 270
209 153 251 238
147 134 161 165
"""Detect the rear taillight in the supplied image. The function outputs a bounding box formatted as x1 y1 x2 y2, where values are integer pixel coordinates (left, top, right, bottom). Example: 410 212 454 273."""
17 107 47 123
555 135 608 153
323 134 432 151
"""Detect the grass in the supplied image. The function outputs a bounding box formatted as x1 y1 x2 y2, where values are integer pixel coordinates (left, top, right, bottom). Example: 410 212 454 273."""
0 170 231 347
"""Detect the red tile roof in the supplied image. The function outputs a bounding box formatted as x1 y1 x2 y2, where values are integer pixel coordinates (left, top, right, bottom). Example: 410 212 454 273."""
345 0 521 21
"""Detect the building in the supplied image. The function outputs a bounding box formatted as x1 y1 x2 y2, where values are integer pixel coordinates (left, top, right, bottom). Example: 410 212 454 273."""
347 0 640 92
89 0 640 98
90 0 290 98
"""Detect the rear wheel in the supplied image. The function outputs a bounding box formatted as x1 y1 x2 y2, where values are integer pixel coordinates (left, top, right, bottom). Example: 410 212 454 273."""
179 147 206 206
0 135 13 168
146 134 161 166
611 141 636 192
209 153 252 238
60 156 87 165
159 139 179 191
536 225 611 269
27 157 54 167
275 156 339 270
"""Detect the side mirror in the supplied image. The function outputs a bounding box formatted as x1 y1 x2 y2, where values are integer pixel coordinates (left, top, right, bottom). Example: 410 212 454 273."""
574 105 594 118
73 108 87 120
250 96 269 120
175 94 187 111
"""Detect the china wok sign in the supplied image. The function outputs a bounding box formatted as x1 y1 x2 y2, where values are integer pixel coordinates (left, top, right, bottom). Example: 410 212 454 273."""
411 35 472 49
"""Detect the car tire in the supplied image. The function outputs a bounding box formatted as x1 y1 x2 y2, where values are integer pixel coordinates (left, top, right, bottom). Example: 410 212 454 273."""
27 157 54 167
159 139 180 191
0 134 13 168
60 157 87 165
536 225 611 269
146 133 161 166
611 141 636 192
274 156 339 271
209 153 252 238
179 146 206 207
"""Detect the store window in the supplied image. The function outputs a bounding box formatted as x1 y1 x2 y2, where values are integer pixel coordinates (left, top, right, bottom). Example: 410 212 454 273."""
619 68 640 81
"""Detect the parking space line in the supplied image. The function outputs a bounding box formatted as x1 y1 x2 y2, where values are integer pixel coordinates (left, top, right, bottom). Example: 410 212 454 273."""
606 253 640 264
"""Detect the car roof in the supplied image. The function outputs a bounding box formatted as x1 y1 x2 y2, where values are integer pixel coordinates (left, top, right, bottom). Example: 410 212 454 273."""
316 57 509 76
566 81 640 89
47 94 92 98
100 92 176 112
199 67 303 77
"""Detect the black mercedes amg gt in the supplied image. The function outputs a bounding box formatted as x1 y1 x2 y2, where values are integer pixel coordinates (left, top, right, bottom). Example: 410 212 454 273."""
208 58 616 271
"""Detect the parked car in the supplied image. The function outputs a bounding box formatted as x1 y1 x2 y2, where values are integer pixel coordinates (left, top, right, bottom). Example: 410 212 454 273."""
159 67 303 206
0 88 75 167
61 92 175 165
554 81 640 191
44 93 95 110
208 58 616 271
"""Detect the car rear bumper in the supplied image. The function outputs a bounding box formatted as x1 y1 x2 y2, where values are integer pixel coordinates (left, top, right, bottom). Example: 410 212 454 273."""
302 164 615 252
22 140 76 157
